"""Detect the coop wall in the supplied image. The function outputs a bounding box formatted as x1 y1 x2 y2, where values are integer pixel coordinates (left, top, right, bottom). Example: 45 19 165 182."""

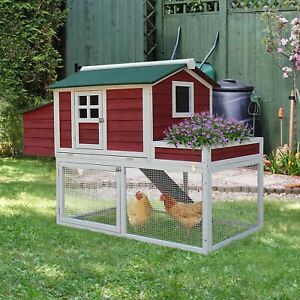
152 70 211 141
23 102 54 157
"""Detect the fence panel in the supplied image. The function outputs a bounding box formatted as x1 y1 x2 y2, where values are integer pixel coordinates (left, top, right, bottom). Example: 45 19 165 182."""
65 0 144 75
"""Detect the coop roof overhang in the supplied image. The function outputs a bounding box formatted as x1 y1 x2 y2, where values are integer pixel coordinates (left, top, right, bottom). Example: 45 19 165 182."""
48 59 198 89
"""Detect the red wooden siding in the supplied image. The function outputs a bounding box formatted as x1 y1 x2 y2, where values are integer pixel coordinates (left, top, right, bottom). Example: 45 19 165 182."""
59 92 72 148
152 70 210 141
155 148 202 162
79 123 99 144
212 144 260 161
23 102 54 157
106 88 143 152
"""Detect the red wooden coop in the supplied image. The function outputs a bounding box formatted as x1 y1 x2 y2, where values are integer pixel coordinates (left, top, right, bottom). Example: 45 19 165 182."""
25 59 264 254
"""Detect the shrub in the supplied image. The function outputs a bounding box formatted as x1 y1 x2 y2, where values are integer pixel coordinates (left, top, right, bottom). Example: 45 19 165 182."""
164 112 253 148
0 0 66 152
0 142 14 158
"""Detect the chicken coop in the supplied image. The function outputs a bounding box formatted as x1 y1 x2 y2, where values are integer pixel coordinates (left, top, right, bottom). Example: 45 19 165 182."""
49 59 264 254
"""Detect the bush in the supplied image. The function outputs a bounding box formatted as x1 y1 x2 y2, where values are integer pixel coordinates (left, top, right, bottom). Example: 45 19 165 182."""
0 142 14 158
164 112 253 148
0 0 66 151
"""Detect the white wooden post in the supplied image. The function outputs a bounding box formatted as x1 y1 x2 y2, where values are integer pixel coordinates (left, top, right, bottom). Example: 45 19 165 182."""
257 140 264 228
183 172 188 194
120 167 127 235
202 148 213 254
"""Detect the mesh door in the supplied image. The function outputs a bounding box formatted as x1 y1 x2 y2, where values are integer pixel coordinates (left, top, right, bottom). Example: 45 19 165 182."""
63 166 118 227
126 168 203 248
212 166 258 245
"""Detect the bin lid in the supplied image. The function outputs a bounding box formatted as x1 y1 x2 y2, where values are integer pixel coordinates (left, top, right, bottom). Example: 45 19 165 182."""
214 79 254 92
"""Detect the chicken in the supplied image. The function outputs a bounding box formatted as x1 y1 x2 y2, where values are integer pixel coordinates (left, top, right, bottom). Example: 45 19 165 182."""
160 193 202 228
127 191 153 227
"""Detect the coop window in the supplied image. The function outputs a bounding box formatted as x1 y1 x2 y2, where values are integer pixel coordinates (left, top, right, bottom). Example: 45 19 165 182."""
75 92 101 122
172 81 194 118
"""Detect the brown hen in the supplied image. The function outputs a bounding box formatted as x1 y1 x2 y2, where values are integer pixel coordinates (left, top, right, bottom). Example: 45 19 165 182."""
127 191 153 227
160 193 202 228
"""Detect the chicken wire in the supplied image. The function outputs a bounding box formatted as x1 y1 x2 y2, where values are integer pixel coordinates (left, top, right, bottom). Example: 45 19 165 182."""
63 167 118 226
126 168 203 248
211 166 259 245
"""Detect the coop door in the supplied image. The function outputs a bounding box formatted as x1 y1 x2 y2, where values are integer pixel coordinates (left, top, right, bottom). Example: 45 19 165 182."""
59 164 121 233
75 91 104 149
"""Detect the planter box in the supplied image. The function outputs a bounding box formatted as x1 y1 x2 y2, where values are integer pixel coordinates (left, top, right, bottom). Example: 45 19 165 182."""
153 137 261 164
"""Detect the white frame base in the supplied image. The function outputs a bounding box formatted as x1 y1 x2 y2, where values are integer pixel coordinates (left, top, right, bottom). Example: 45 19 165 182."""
56 138 264 254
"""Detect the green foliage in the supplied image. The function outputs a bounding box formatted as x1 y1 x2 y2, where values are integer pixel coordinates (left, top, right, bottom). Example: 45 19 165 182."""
1 158 300 299
0 0 66 153
0 142 14 157
264 146 300 175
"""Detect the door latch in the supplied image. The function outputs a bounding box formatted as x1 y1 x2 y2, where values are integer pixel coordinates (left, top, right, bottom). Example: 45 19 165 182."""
98 117 104 123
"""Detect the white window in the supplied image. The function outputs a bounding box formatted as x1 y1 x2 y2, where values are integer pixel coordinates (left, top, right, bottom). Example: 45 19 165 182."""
76 92 101 122
172 81 194 118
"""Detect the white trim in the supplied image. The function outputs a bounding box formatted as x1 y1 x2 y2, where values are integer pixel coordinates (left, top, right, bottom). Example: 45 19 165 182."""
80 59 196 72
102 90 108 150
184 68 214 114
258 140 264 228
53 91 60 155
153 137 263 150
70 90 75 149
202 149 213 253
51 84 150 93
125 234 206 254
143 86 152 160
57 148 147 158
211 226 260 253
185 68 213 90
172 81 194 118
120 167 127 235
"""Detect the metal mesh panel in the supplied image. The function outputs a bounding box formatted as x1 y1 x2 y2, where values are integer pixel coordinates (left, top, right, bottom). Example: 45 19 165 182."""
63 167 118 226
212 166 258 245
126 168 203 248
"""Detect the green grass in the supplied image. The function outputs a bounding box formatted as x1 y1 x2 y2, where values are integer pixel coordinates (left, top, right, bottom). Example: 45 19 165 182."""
1 158 300 299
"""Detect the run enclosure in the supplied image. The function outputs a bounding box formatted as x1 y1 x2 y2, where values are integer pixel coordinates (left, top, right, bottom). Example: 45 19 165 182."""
56 139 264 254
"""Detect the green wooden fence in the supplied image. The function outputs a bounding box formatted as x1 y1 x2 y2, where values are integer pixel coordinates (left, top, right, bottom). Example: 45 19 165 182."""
65 0 300 152
65 0 144 75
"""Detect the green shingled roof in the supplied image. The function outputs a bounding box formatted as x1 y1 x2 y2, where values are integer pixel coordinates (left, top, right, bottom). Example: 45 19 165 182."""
48 64 186 89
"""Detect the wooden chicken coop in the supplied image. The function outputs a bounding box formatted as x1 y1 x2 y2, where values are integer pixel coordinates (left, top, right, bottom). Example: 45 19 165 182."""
48 59 264 254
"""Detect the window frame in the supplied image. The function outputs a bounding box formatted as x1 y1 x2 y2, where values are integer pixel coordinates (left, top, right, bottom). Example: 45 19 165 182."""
172 81 194 118
75 91 101 123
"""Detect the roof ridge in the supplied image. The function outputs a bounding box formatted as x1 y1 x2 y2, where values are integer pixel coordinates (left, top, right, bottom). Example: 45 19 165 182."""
80 59 196 72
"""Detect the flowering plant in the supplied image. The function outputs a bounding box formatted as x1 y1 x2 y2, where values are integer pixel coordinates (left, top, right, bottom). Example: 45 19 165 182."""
163 112 253 149
262 8 300 84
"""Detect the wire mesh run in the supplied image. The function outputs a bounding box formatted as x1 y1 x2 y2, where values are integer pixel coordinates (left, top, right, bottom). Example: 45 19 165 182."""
63 167 118 227
212 166 259 245
126 168 203 248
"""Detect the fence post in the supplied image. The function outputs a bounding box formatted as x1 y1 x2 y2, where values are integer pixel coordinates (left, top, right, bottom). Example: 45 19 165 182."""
218 0 229 79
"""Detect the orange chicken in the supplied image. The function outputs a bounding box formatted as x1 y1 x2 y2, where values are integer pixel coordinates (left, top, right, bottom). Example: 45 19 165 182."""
127 191 153 227
160 193 202 228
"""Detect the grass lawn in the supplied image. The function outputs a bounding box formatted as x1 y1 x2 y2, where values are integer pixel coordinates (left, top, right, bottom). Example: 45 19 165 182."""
0 158 300 299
